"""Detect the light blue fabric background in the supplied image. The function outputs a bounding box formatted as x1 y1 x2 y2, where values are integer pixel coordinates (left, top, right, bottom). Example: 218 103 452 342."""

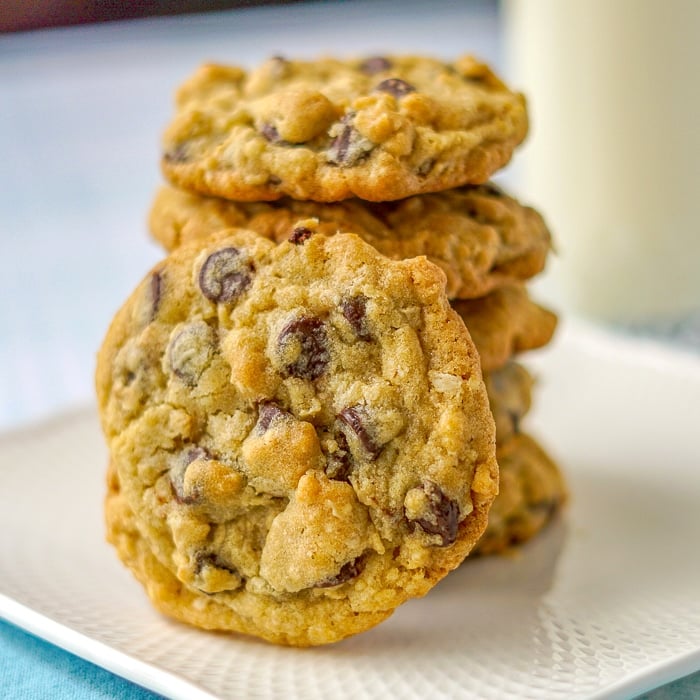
0 620 161 699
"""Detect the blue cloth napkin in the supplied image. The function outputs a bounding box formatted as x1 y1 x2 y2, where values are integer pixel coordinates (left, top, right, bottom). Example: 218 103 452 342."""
0 620 162 700
641 671 700 700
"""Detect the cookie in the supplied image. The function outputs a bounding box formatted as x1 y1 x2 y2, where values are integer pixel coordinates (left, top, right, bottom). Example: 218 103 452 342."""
96 225 498 646
474 433 566 556
452 285 558 371
160 54 528 203
485 362 534 445
148 181 552 300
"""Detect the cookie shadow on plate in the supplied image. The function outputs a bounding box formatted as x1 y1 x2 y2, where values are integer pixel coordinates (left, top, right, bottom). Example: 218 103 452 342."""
335 514 568 655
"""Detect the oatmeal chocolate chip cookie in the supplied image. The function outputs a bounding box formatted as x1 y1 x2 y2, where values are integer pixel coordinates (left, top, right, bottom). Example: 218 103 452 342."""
473 433 567 556
160 54 528 202
148 181 552 299
485 362 534 445
96 226 498 646
452 285 558 372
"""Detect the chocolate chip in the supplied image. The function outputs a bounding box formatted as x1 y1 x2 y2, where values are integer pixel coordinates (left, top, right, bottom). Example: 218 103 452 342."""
170 446 212 504
260 122 283 143
360 56 392 75
167 321 215 386
289 225 313 245
337 405 381 460
416 158 435 177
315 554 366 588
195 551 239 576
277 316 329 380
374 78 416 98
327 114 374 167
148 272 162 321
341 294 371 341
256 401 288 432
198 247 253 304
411 481 460 546
193 551 244 593
461 72 488 84
163 144 190 163
268 55 288 74
508 409 522 434
171 472 193 504
185 446 211 464
327 117 353 164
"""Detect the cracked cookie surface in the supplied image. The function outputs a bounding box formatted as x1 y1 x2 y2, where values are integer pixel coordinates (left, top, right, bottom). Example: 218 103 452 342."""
160 54 528 202
149 181 551 300
96 227 497 646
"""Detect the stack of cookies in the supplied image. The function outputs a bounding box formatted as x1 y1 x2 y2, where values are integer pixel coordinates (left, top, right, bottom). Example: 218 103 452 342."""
97 54 566 647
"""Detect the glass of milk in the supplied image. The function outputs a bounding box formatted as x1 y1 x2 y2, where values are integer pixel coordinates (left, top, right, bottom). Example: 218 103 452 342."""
502 0 700 322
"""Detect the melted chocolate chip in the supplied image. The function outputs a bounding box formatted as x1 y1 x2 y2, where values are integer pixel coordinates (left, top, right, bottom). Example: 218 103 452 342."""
360 56 392 75
411 481 460 546
277 316 329 380
327 114 373 167
170 446 212 504
374 78 416 98
328 118 354 164
185 446 211 464
260 122 282 143
341 294 371 341
198 247 253 304
256 401 287 432
167 321 215 386
289 225 313 245
337 405 381 460
315 554 366 588
171 477 195 505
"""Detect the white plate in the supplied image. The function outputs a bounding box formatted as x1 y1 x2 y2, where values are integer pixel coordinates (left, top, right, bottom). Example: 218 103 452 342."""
1 320 699 700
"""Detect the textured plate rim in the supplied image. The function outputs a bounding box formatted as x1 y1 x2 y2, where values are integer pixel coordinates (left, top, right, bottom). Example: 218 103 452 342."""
0 593 217 700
